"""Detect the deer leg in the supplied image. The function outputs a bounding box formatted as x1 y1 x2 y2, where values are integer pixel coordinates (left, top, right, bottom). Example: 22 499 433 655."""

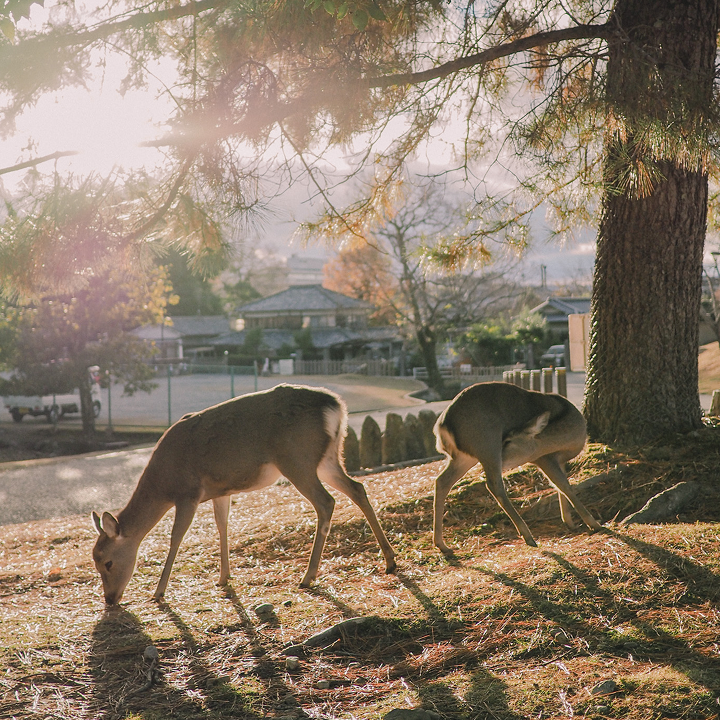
557 493 578 530
534 455 601 531
433 453 477 555
212 495 232 586
482 459 538 548
154 501 199 601
322 467 397 574
288 473 336 588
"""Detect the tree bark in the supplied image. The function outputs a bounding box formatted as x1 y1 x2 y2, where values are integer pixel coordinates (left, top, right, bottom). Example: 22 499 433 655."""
78 373 96 439
584 0 717 445
416 324 444 394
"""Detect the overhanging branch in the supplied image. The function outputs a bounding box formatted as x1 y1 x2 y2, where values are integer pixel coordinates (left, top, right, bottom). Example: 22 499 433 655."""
0 150 79 176
144 22 614 150
367 23 614 88
8 0 226 53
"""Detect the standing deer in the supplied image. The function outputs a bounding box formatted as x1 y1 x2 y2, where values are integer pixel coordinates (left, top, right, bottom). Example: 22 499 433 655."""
92 384 396 604
433 381 601 552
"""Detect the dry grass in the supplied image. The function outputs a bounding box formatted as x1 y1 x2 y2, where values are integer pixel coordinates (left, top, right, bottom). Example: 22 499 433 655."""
3 431 720 719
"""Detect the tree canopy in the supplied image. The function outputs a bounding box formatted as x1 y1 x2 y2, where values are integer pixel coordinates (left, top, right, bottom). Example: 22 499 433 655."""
1 0 718 444
0 0 616 267
0 263 173 435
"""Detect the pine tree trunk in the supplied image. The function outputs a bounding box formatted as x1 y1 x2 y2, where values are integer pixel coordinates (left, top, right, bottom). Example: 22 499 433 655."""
584 0 717 445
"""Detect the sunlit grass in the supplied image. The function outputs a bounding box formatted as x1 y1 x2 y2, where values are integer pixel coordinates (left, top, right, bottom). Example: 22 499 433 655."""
2 443 720 718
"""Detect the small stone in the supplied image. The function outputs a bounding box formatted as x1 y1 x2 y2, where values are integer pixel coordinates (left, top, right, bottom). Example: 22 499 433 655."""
143 645 159 662
281 644 305 656
285 656 301 671
590 679 617 697
283 599 293 607
47 568 62 582
205 675 231 688
254 602 274 617
315 679 330 689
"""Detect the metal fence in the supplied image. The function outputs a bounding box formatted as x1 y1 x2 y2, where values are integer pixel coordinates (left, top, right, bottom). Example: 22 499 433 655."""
294 358 395 376
5 361 550 430
412 365 514 382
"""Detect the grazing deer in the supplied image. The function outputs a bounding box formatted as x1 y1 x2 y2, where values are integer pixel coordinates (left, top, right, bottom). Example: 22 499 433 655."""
91 384 396 604
433 381 600 552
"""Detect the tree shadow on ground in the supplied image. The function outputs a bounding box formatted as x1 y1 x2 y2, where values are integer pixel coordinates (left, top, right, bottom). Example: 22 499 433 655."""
415 671 525 720
469 529 720 702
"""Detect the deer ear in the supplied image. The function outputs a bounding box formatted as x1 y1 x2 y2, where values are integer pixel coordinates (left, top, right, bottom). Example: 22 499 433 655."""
101 512 121 539
91 511 103 535
527 411 551 437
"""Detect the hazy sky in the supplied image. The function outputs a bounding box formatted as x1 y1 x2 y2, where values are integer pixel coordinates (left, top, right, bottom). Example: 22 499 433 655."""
1 1 596 287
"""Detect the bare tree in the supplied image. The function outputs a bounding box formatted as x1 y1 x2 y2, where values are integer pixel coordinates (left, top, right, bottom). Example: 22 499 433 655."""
326 183 521 393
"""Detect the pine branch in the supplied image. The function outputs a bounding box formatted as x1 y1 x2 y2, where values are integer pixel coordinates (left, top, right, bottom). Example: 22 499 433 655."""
8 0 225 52
144 22 614 150
126 161 191 241
367 23 614 89
0 150 79 176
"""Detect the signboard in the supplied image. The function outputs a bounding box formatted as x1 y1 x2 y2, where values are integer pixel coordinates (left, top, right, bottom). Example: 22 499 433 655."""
568 313 590 371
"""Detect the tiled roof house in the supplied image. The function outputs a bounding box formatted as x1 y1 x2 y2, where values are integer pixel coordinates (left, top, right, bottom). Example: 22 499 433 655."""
212 285 400 360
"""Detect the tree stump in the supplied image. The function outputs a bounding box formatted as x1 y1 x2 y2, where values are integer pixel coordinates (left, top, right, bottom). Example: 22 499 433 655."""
710 390 720 416
343 426 360 472
418 409 438 457
382 412 406 465
403 413 425 460
359 416 382 468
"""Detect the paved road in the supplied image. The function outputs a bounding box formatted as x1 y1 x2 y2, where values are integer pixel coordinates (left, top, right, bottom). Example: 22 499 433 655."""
1 373 426 431
0 372 712 528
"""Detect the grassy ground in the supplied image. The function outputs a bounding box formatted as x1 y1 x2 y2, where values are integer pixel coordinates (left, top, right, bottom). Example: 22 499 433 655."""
2 423 720 719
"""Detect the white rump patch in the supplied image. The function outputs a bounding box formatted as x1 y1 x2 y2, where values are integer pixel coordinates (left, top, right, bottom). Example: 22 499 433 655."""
436 425 458 456
319 404 347 479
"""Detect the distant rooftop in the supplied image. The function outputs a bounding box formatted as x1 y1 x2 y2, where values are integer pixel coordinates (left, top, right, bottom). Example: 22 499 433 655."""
287 254 326 286
211 325 398 351
530 297 591 317
238 284 371 315
167 316 231 336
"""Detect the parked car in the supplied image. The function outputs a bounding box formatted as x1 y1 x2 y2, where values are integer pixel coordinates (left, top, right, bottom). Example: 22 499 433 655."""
3 388 101 423
3 367 102 423
540 344 565 368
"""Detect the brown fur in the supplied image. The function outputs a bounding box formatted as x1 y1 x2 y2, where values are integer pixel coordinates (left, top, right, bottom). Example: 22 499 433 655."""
92 384 396 604
433 382 600 552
